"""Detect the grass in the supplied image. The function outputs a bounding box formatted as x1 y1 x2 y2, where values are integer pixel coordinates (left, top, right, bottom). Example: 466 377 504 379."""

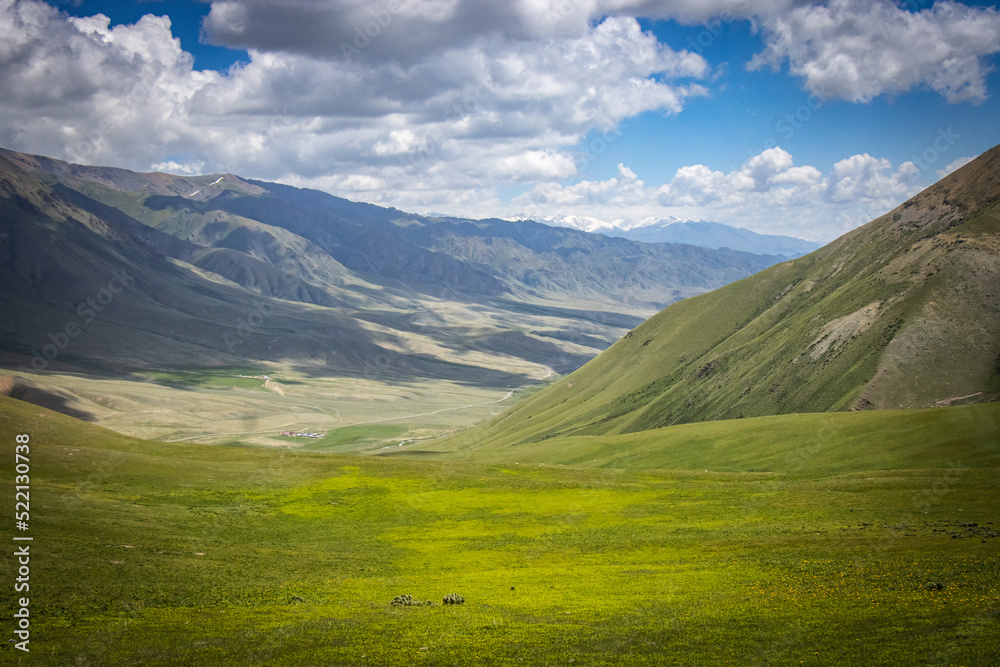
2 396 998 665
307 424 411 452
418 402 1000 477
141 367 275 391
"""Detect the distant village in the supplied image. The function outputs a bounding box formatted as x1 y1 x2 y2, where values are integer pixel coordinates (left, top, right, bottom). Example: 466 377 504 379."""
279 431 325 439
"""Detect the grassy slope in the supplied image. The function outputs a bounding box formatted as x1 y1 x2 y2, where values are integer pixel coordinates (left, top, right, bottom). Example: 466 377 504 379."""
437 147 1000 451
2 397 999 665
415 401 1000 475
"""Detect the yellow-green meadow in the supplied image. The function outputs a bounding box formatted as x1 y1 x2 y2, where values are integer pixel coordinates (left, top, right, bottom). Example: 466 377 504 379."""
2 397 997 665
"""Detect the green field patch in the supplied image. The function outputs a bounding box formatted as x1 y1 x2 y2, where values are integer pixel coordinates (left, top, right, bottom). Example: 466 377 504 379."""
309 424 410 451
141 366 275 391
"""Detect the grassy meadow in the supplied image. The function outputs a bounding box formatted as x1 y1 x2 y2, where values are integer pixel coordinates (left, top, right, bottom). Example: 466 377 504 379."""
2 396 999 665
419 402 1000 475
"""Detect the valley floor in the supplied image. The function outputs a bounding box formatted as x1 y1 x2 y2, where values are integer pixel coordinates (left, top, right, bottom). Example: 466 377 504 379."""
1 365 552 452
1 397 998 665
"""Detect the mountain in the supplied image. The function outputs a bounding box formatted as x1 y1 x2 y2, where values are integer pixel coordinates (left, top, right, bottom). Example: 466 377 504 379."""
613 219 821 256
0 148 781 384
436 143 1000 451
0 149 395 375
533 214 821 257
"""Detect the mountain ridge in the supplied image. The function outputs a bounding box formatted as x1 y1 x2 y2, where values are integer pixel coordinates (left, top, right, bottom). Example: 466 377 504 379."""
0 147 783 385
434 143 1000 451
528 214 821 256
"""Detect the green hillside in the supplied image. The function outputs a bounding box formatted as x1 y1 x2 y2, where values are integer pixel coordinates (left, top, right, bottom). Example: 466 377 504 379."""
2 397 998 665
413 401 1000 475
437 144 1000 451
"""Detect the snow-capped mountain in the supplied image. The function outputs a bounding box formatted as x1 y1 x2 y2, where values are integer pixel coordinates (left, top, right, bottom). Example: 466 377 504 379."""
520 215 821 258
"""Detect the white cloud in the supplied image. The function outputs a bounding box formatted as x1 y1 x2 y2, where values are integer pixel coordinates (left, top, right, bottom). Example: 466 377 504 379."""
825 153 916 203
936 155 976 178
656 147 827 206
150 159 205 176
656 149 926 237
513 162 646 210
0 0 994 244
0 2 707 198
372 129 428 157
0 1 219 168
770 165 823 186
200 0 1000 105
508 147 928 240
495 150 578 181
658 163 730 207
749 0 1000 103
331 173 388 192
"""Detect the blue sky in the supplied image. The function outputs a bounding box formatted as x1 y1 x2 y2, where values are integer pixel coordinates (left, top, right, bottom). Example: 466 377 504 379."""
2 0 999 241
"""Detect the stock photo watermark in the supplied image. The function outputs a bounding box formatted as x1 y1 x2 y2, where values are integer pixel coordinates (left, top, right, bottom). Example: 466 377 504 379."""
11 433 33 653
837 126 961 230
223 301 275 353
340 0 408 61
683 1 749 57
17 269 135 374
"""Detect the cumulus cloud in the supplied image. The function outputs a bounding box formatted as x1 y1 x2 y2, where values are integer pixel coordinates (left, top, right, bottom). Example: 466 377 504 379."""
0 1 707 195
658 149 926 236
0 0 994 243
511 147 927 240
150 159 206 176
514 162 646 209
656 147 828 206
825 153 917 203
0 1 222 168
202 0 599 65
200 0 1000 105
372 130 427 157
936 155 976 178
749 0 1000 103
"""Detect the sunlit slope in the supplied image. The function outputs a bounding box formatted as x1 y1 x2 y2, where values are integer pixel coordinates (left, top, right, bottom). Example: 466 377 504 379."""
440 145 1000 448
415 401 1000 475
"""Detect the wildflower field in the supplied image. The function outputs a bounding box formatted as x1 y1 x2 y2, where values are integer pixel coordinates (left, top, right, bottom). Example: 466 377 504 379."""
2 396 998 665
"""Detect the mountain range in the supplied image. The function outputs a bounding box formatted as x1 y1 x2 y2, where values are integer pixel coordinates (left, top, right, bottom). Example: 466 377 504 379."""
529 215 821 256
432 143 1000 454
0 148 782 385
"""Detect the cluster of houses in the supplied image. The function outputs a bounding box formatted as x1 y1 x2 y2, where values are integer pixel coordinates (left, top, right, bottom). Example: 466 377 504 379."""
279 431 325 439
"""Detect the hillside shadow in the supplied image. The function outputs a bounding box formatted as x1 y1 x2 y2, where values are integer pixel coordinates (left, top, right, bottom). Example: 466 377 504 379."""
290 355 539 390
2 377 96 421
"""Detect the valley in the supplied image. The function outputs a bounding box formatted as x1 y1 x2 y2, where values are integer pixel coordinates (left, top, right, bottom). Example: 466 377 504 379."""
2 2 1000 664
0 147 783 444
1 145 997 665
1 366 548 450
434 144 1000 455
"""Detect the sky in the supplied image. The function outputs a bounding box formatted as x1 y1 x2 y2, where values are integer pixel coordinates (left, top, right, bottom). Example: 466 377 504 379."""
1 1 999 241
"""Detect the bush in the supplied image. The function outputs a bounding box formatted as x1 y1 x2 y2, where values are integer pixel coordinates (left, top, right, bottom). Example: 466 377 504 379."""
390 594 435 607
